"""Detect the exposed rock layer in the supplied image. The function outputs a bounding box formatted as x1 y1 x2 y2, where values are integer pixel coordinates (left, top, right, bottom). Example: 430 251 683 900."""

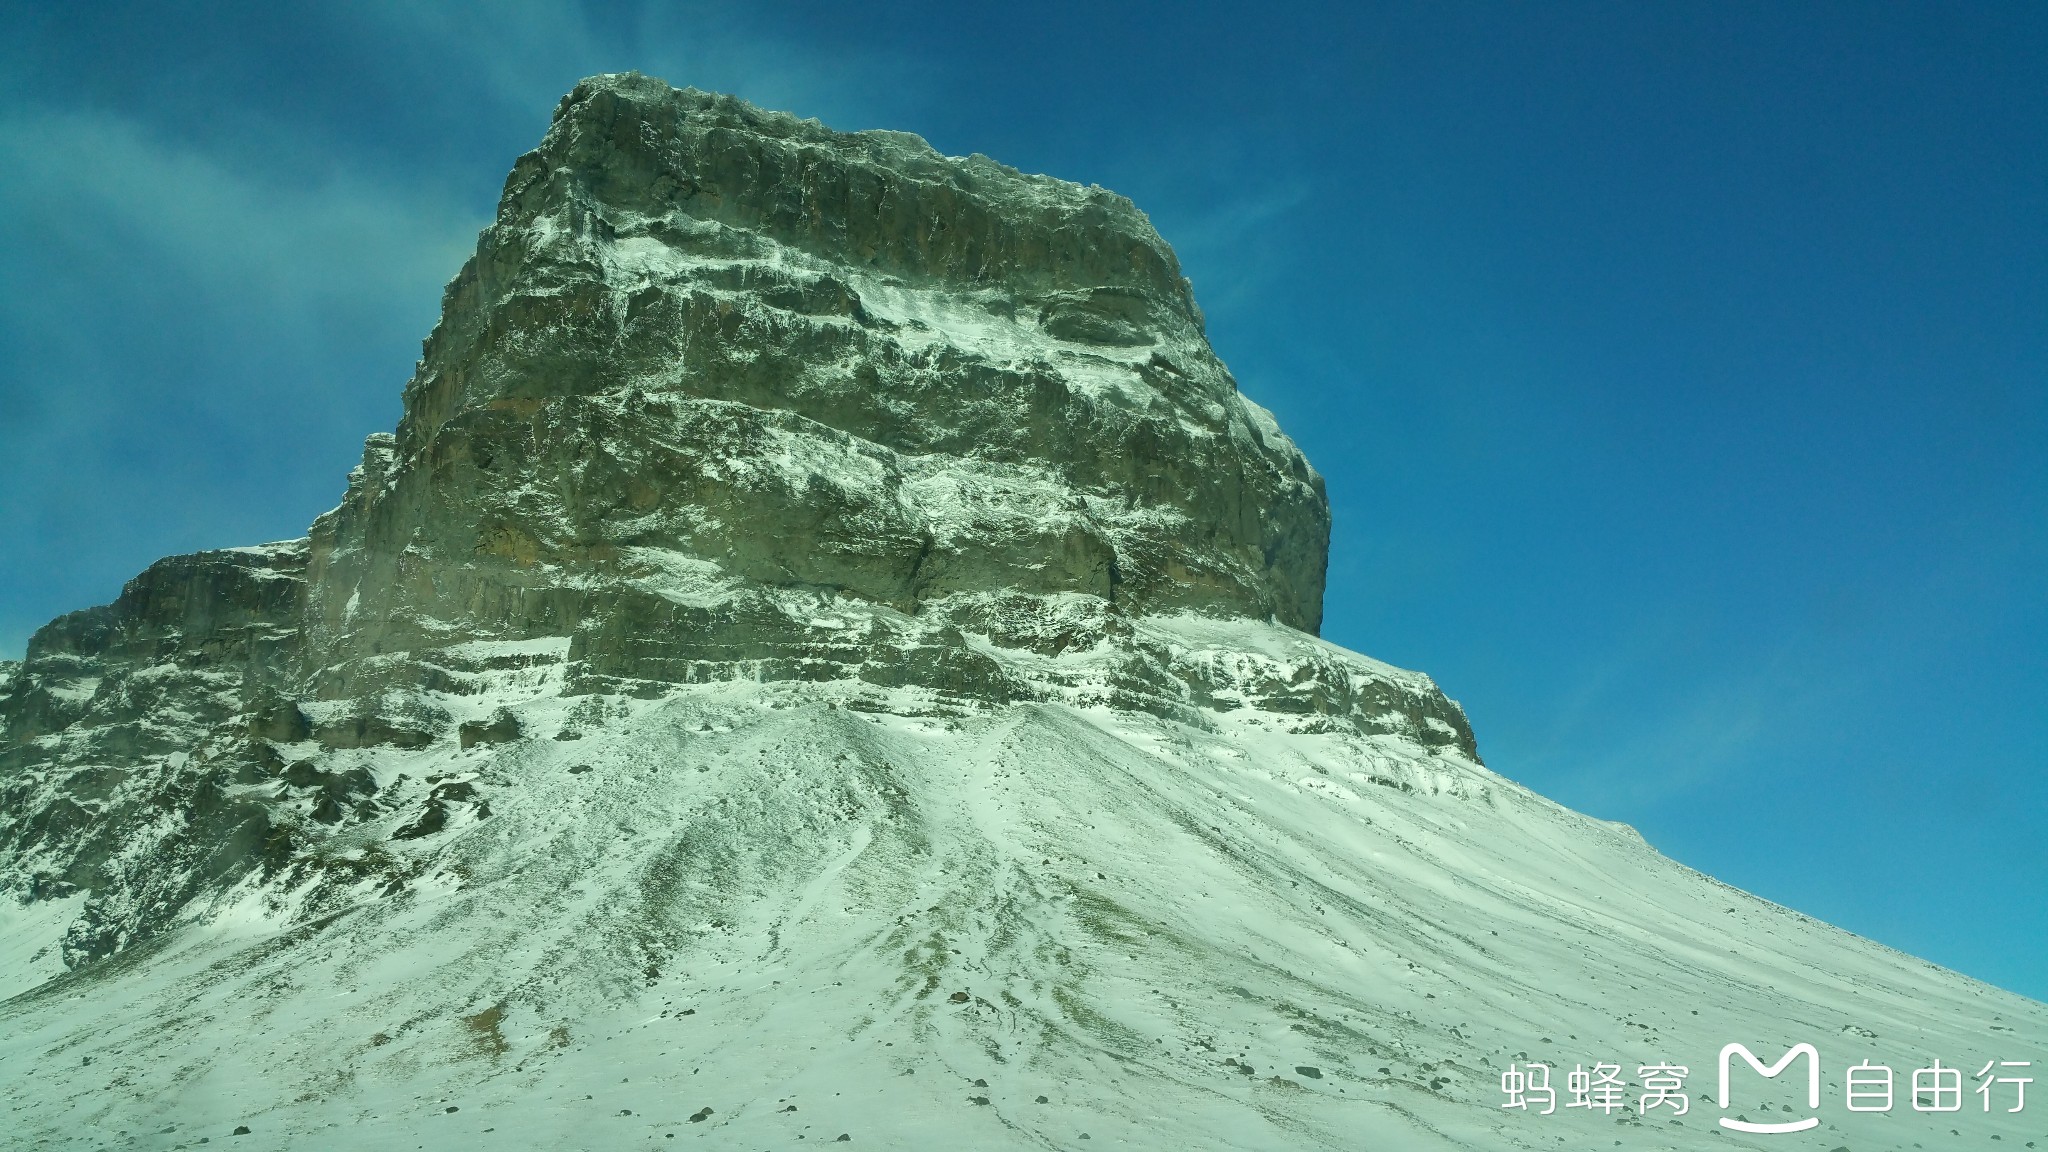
312 73 1331 683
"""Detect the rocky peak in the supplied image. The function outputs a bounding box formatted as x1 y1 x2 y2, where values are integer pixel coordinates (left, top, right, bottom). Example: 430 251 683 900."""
306 73 1329 691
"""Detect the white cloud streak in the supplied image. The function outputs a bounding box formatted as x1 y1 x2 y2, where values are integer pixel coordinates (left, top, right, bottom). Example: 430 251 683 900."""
349 0 929 134
0 104 481 377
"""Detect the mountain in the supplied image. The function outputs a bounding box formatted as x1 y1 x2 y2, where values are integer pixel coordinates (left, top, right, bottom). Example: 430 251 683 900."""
2 73 2040 1151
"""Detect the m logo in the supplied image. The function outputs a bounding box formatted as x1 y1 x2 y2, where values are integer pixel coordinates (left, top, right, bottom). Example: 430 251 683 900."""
1718 1043 1821 1134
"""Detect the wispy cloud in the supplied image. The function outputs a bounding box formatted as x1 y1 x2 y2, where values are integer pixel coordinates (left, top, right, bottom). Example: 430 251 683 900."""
1162 182 1316 316
1540 651 1807 810
0 105 477 291
1494 604 1903 825
0 104 482 429
350 0 931 133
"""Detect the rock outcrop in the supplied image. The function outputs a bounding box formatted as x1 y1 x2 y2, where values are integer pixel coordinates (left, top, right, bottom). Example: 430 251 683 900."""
307 74 1332 697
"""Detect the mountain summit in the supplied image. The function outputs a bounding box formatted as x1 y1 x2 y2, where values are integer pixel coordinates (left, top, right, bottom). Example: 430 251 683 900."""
2 74 2040 1150
317 73 1337 674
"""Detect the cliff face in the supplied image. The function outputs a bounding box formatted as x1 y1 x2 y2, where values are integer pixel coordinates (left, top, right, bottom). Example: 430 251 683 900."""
308 74 1330 689
0 543 311 962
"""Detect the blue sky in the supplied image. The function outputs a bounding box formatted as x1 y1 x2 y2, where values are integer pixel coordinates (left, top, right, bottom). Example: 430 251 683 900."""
2 2 2042 1000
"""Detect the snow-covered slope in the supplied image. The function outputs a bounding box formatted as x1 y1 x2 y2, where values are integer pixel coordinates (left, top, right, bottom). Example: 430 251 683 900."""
2 73 2041 1150
4 635 2041 1150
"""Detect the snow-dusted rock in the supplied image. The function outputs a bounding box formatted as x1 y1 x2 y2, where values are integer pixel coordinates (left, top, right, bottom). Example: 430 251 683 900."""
305 72 1330 700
